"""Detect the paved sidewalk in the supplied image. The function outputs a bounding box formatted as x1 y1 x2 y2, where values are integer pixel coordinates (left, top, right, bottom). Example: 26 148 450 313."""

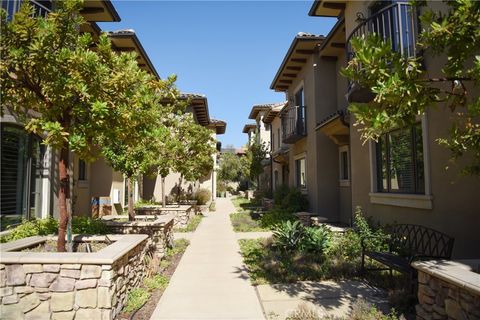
150 197 265 320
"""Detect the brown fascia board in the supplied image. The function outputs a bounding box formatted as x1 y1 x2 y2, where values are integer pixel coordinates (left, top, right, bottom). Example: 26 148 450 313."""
107 31 160 80
104 0 121 22
180 93 211 127
210 119 227 135
270 34 325 90
318 17 345 54
308 0 345 17
243 124 257 133
248 106 270 119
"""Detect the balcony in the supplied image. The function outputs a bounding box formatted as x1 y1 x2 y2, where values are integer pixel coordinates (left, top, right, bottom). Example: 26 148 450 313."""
2 0 52 19
346 2 418 102
281 105 306 144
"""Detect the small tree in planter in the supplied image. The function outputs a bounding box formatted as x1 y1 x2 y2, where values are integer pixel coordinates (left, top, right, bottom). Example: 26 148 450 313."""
0 1 147 251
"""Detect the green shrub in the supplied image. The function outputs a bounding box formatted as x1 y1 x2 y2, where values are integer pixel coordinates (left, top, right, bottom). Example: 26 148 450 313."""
0 217 108 243
273 185 290 205
260 209 296 229
272 220 304 252
281 188 308 212
353 206 389 252
71 217 108 235
0 218 58 243
143 274 169 291
123 288 151 312
195 188 211 205
301 225 332 255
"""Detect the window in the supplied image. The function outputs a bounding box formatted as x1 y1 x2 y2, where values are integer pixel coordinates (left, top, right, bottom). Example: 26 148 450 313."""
376 123 424 194
78 160 86 181
295 157 306 189
277 128 280 148
339 146 349 184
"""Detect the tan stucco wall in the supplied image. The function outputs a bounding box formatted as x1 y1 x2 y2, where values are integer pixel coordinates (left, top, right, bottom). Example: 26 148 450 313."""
89 158 124 214
345 1 480 258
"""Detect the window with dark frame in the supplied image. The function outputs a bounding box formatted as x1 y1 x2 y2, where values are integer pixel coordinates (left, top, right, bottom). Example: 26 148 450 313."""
376 123 424 194
78 159 86 181
340 150 349 180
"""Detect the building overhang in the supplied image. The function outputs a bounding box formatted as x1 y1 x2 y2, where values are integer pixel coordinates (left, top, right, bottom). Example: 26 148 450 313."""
209 119 227 135
308 0 346 18
181 93 210 127
80 0 121 22
318 18 346 59
248 105 272 120
270 33 325 92
315 110 349 146
243 124 257 134
107 30 160 79
263 102 287 124
272 147 289 164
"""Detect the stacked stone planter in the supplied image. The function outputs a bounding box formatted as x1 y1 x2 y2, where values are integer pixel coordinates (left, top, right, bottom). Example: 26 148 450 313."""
0 234 148 320
102 214 174 259
134 205 195 228
413 259 480 320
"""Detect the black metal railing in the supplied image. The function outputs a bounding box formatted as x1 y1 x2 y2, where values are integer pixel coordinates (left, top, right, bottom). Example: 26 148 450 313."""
347 2 418 61
281 105 306 144
2 0 52 19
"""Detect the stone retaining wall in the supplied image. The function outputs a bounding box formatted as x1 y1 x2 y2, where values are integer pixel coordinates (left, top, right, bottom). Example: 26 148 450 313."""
0 234 149 320
134 205 196 228
104 215 174 259
413 260 480 320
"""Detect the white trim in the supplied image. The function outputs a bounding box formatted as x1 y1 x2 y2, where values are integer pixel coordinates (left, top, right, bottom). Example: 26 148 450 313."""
369 193 433 210
40 146 52 219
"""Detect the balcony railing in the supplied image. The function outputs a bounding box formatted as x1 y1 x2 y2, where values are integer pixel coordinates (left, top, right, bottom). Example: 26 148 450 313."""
347 2 418 61
281 105 306 144
2 0 52 19
346 2 418 102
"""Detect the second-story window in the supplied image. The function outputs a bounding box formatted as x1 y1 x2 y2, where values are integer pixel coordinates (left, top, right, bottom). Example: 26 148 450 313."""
294 88 306 135
295 157 306 189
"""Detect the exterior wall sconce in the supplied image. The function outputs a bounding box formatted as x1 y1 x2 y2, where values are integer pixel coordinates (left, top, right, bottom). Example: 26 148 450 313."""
355 12 366 23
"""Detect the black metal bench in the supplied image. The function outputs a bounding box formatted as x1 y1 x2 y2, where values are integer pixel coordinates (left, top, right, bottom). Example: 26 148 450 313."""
361 224 454 287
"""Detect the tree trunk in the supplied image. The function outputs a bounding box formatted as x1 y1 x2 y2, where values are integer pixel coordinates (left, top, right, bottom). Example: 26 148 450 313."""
57 146 70 252
161 176 166 208
127 177 134 221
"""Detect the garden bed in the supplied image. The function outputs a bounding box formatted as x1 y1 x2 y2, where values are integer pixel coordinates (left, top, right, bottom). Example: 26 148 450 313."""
102 214 174 259
116 239 190 320
0 234 150 320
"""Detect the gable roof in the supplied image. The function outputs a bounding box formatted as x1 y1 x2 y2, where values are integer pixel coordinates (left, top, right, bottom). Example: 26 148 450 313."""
180 93 210 127
242 124 257 134
209 118 227 135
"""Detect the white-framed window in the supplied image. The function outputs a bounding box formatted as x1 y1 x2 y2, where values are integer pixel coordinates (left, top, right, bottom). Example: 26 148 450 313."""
339 145 350 187
294 153 306 189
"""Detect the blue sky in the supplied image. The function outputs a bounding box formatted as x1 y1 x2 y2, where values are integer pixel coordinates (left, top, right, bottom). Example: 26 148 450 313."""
100 1 336 148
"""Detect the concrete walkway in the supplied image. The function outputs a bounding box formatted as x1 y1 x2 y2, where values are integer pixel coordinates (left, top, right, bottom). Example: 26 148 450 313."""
150 197 265 320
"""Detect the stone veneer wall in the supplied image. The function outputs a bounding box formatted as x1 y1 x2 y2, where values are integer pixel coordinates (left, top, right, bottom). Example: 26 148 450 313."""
416 270 480 320
134 206 195 228
105 216 174 259
0 236 149 320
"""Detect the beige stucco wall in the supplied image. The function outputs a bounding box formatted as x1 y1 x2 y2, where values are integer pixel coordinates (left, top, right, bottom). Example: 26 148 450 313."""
345 1 480 258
